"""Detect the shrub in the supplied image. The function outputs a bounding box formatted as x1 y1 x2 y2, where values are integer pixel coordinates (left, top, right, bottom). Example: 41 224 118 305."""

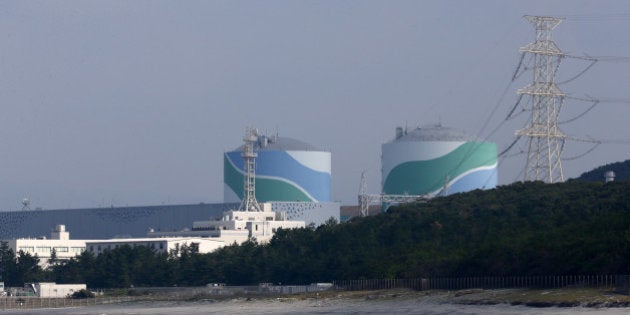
71 289 95 299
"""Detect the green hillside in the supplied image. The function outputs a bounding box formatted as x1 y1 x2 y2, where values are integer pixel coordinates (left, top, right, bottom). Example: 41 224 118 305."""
260 180 630 284
578 159 630 181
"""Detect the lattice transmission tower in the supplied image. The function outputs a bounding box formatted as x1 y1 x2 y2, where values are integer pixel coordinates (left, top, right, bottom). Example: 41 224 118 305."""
516 15 567 183
239 127 262 212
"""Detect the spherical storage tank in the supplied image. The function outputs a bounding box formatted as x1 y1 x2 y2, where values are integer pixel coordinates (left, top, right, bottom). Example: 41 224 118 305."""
382 124 498 197
224 132 331 203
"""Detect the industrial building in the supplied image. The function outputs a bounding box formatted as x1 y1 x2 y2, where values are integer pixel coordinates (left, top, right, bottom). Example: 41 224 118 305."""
0 201 338 240
0 202 338 240
0 128 338 241
86 237 226 256
4 225 87 268
224 131 332 203
0 203 237 240
382 124 498 197
147 128 307 244
3 224 228 266
147 202 305 244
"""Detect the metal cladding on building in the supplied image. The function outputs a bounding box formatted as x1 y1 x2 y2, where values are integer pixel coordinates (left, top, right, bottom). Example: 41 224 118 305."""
0 202 339 240
381 124 498 197
224 133 332 203
0 203 239 240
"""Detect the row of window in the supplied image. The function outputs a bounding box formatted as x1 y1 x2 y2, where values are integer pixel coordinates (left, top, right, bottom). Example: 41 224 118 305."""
17 246 85 254
88 242 165 252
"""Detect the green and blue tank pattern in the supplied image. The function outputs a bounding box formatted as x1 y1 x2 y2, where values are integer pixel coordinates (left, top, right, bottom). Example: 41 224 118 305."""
224 150 331 202
382 141 498 196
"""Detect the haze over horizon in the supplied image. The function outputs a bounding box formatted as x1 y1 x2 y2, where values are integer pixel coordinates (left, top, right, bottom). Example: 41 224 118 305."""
1 1 629 211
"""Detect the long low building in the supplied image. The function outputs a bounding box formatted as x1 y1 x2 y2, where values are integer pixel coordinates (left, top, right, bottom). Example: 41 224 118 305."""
0 202 339 240
85 237 226 256
5 204 308 266
5 225 231 267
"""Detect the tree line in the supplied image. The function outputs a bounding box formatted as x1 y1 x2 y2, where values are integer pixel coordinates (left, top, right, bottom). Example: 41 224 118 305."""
579 159 630 181
1 179 630 288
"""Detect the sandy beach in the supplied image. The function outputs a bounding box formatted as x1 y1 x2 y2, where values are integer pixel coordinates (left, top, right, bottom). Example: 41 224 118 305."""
6 288 630 315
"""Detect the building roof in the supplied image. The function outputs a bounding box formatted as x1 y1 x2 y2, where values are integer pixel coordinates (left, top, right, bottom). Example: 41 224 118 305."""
86 237 224 243
392 124 476 142
233 134 323 151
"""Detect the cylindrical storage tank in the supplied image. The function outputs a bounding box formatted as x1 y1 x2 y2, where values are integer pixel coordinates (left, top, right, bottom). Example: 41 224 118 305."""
381 124 498 197
224 133 331 203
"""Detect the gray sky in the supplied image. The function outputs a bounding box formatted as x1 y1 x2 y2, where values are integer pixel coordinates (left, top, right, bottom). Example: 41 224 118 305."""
1 1 629 211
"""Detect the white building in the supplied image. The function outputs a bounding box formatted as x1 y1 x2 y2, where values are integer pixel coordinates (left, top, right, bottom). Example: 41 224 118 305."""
85 237 226 256
148 202 305 244
4 205 305 266
4 225 87 268
30 283 86 298
3 225 227 265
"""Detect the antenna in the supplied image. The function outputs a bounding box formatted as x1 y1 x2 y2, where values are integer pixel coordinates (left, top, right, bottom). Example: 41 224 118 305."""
21 198 31 211
358 171 370 217
515 15 567 183
239 127 262 212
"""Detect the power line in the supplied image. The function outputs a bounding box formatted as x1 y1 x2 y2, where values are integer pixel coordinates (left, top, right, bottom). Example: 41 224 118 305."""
590 138 630 145
557 59 597 84
427 15 630 189
563 14 630 21
498 136 521 158
558 99 599 124
562 143 600 161
566 95 630 105
565 54 630 63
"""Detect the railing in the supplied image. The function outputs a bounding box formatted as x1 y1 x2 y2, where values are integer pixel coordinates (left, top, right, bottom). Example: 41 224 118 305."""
333 275 620 291
0 275 628 310
0 295 136 310
122 283 334 297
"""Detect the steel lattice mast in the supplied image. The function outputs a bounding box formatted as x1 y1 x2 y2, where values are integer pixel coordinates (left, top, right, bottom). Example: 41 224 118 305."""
358 171 425 217
516 15 567 183
239 127 262 212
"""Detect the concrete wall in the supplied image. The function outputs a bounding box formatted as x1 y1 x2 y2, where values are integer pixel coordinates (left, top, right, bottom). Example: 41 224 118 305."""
34 283 86 298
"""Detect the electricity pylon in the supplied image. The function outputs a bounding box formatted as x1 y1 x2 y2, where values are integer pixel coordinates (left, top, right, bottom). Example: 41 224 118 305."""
516 15 567 183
